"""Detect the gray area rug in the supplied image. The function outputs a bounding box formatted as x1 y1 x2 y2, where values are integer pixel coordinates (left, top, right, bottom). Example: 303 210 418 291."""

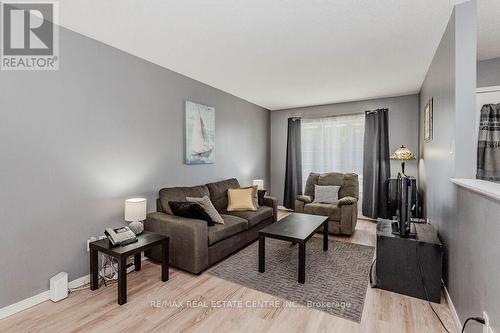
209 237 374 322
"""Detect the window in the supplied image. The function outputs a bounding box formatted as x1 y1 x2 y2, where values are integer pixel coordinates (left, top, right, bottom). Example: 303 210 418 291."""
301 114 365 207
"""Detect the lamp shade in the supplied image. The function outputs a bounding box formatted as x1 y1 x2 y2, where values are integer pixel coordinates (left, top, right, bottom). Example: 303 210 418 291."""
125 198 147 222
253 179 264 190
390 145 416 161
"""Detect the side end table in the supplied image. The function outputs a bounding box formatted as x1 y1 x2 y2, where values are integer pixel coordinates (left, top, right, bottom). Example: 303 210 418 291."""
89 231 169 305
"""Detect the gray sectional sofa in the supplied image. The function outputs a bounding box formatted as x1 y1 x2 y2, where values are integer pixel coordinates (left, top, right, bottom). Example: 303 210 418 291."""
144 178 278 274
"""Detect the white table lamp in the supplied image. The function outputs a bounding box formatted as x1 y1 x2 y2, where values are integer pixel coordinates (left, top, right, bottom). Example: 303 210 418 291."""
125 198 146 235
253 179 264 190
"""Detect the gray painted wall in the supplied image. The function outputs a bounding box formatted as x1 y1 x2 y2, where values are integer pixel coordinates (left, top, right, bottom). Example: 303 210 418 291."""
0 27 270 308
419 2 499 332
418 7 456 227
454 1 477 178
477 57 500 88
270 94 419 205
451 188 500 333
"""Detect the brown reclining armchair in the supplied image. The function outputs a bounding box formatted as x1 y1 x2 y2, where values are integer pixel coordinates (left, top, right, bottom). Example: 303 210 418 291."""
295 172 359 235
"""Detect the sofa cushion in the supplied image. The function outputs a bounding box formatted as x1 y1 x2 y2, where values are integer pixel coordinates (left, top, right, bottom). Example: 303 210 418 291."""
304 203 341 221
206 178 240 212
208 214 248 245
318 172 358 199
225 206 273 228
159 185 210 215
318 172 344 187
304 173 320 197
339 173 359 199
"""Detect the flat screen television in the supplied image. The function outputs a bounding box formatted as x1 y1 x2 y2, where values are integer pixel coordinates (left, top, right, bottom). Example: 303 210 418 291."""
392 172 416 238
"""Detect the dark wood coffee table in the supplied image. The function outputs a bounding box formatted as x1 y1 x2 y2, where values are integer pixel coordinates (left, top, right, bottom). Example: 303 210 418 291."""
258 213 329 283
89 231 169 305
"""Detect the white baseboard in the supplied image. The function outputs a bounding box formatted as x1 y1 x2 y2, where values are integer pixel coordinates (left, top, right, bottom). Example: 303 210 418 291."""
442 283 461 332
0 290 50 320
0 255 148 320
0 273 92 320
68 274 90 289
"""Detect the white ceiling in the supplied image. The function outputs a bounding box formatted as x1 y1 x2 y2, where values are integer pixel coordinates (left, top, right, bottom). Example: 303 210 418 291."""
478 0 500 61
58 1 493 110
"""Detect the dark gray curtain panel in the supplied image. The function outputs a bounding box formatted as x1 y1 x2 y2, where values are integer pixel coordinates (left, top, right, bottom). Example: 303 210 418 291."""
362 109 390 219
284 117 302 209
477 103 500 182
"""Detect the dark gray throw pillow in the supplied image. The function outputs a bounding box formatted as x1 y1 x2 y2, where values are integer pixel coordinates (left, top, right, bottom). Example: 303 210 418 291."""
168 201 215 226
186 196 225 224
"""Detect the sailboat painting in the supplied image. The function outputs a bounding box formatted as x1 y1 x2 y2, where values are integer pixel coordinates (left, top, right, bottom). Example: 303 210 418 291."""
185 101 215 164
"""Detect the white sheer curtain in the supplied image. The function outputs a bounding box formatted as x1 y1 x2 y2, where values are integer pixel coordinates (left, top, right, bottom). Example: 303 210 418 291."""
301 114 365 208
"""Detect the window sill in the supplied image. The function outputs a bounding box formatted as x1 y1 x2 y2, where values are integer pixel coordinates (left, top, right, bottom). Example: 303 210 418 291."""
450 178 500 201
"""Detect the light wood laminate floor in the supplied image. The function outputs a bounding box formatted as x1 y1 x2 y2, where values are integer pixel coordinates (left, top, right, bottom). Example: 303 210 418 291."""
0 211 457 332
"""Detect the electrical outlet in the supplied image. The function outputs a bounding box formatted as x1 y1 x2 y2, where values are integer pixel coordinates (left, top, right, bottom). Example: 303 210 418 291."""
483 311 490 333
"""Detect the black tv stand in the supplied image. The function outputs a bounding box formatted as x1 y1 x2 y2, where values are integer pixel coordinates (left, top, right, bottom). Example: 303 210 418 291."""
372 219 443 303
391 221 417 238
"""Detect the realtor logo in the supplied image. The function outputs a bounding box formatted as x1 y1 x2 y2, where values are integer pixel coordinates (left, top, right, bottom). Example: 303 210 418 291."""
1 1 59 70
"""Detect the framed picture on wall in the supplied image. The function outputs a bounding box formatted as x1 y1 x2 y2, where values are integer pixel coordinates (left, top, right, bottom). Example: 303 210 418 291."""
185 101 215 164
424 98 433 142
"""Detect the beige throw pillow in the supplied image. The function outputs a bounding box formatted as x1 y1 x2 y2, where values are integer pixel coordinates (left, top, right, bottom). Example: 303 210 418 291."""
186 195 225 224
227 187 257 211
240 185 259 209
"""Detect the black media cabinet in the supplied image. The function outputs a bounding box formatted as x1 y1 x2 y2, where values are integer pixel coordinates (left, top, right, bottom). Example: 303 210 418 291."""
373 219 443 303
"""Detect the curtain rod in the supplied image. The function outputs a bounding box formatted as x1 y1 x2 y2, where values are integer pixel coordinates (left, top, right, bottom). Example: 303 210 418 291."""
365 108 388 115
288 111 365 120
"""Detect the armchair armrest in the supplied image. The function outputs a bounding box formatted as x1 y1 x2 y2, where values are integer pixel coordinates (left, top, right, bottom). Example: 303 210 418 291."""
338 197 358 235
338 196 358 206
262 196 278 222
144 212 208 274
296 195 313 203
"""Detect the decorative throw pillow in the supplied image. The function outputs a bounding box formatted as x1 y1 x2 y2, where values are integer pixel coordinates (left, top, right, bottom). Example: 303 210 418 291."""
227 187 257 211
239 185 259 209
186 195 225 224
313 185 340 204
168 201 215 226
